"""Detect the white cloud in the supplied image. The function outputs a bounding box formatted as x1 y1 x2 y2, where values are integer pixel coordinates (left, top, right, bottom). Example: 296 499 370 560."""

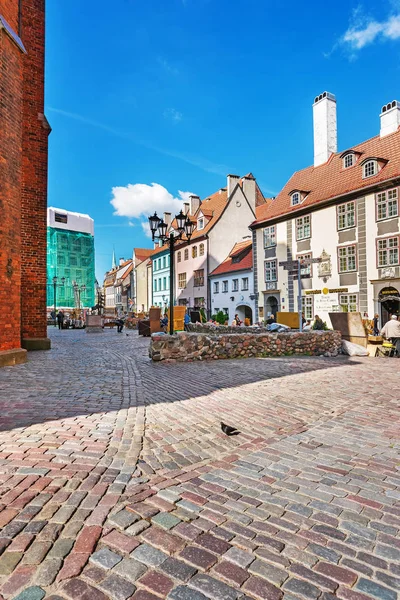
142 221 152 238
110 183 195 221
164 108 183 123
341 10 400 52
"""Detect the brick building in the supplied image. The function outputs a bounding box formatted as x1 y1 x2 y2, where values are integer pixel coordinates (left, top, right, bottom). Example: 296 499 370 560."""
0 0 50 365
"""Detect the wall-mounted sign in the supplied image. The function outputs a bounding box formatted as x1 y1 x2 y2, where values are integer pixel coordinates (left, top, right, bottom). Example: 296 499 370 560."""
305 288 348 296
315 293 339 314
378 287 400 301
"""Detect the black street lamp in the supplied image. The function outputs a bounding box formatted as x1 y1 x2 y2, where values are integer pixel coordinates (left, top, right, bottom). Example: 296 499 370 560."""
73 282 87 310
149 210 193 335
52 276 65 326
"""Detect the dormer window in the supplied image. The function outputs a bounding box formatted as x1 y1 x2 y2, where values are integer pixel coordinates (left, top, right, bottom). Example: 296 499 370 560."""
197 217 204 230
291 192 301 206
363 159 377 178
343 153 354 169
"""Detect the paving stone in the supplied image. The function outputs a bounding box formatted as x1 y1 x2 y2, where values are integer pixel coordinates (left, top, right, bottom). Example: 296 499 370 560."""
108 509 139 530
98 573 136 600
131 543 168 566
0 551 23 575
12 587 46 600
189 573 243 600
35 558 63 586
223 546 254 568
356 578 397 600
179 545 218 570
138 569 174 595
90 547 122 569
62 578 109 600
213 560 250 586
243 575 283 600
283 577 321 599
160 557 197 582
141 526 185 555
126 519 151 536
114 557 147 582
168 585 208 600
47 538 74 559
248 558 289 586
151 512 181 530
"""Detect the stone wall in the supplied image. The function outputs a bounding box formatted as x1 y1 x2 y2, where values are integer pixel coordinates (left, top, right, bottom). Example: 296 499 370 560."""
186 323 272 334
150 331 342 362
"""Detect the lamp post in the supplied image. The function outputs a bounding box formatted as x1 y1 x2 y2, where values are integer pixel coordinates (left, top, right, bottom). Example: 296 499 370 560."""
148 210 193 335
73 282 86 310
52 276 65 326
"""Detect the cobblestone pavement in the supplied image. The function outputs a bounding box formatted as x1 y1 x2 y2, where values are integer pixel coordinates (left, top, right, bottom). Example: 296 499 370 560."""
0 328 399 600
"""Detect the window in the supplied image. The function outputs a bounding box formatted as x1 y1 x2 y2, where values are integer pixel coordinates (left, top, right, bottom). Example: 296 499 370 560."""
263 225 276 248
194 297 205 307
177 251 181 263
265 259 277 282
232 279 239 292
302 296 313 320
291 192 301 206
192 246 198 258
340 294 358 313
338 245 357 272
298 253 311 277
199 243 205 256
55 212 68 224
214 282 219 294
162 257 166 268
222 280 228 292
363 160 377 178
377 236 399 267
158 258 162 270
198 218 204 230
296 215 311 240
57 254 65 266
158 278 162 290
154 280 157 292
337 201 356 230
184 248 189 260
163 277 166 290
241 277 249 291
343 154 354 169
376 188 398 221
194 269 204 287
178 273 187 288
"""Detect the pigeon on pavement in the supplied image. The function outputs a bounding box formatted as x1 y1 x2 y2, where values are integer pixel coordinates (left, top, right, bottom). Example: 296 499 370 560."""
221 422 240 436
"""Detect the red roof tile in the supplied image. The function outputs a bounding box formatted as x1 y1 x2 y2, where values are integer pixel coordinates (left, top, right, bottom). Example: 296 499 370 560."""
253 128 400 225
210 240 253 276
134 248 155 264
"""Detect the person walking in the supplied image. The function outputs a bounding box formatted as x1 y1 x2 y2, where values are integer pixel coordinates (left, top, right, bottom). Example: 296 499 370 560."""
56 310 64 330
381 314 400 356
373 313 380 336
116 316 124 333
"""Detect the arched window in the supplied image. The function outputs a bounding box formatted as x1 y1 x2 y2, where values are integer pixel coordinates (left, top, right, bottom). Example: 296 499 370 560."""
184 248 189 260
363 160 377 178
343 153 354 168
177 251 181 263
199 243 205 256
192 246 198 258
291 192 301 206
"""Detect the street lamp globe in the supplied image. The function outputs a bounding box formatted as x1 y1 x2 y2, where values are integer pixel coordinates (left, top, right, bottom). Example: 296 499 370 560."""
148 212 161 238
52 276 57 284
157 219 168 240
184 218 194 240
61 277 65 284
175 210 186 232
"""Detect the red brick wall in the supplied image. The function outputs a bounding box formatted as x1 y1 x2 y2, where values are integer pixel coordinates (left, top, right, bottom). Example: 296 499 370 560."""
0 15 24 351
20 0 49 341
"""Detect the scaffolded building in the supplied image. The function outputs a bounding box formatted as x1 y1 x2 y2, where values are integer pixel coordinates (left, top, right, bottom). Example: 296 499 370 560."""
47 208 95 309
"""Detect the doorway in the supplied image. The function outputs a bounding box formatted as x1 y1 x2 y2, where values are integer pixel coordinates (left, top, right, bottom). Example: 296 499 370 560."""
379 286 400 324
236 305 253 324
265 295 279 319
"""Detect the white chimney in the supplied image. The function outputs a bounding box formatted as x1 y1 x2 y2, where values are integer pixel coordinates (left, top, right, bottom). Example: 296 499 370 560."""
183 202 190 215
313 92 337 167
119 257 125 266
380 100 400 137
163 212 171 229
189 195 201 215
227 175 240 198
241 175 256 211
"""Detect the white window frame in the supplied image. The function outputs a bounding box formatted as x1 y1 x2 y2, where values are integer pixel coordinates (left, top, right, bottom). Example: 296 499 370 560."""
265 259 277 282
377 236 399 267
263 225 276 248
337 201 356 230
291 192 301 206
241 277 249 291
343 154 354 169
363 160 377 178
213 281 219 294
298 253 312 277
296 215 311 240
302 295 313 320
376 188 398 221
184 248 189 260
232 279 239 292
177 251 181 263
339 294 358 313
198 217 204 230
178 273 187 289
192 246 198 258
199 243 205 256
338 245 357 273
222 280 228 293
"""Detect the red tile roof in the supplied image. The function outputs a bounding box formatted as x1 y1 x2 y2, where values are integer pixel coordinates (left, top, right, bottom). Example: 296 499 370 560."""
252 128 400 225
210 240 253 276
134 248 155 264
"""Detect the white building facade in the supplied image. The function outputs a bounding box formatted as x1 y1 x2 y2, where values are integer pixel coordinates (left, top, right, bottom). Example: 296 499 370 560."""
151 246 170 310
251 93 400 327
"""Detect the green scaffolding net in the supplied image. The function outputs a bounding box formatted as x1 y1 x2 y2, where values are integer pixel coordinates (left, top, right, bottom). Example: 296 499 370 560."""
47 227 95 308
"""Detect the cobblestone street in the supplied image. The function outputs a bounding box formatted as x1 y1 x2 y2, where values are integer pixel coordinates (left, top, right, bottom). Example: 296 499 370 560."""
0 328 399 600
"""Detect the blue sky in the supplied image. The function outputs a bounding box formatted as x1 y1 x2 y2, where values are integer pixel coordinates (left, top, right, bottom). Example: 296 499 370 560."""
45 0 400 281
